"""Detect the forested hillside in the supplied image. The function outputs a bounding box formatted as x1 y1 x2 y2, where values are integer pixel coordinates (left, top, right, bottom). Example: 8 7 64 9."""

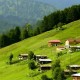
0 0 56 33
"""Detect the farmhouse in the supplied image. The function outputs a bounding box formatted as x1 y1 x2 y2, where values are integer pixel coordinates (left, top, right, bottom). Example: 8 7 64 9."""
39 59 52 64
39 65 51 70
65 39 80 49
72 73 80 80
64 69 77 75
70 46 80 52
19 54 28 60
67 65 80 70
36 55 47 60
48 40 61 47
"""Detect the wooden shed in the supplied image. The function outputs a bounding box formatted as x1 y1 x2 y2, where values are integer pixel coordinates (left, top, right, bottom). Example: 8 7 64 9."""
19 54 28 60
72 73 80 80
39 59 52 64
70 46 80 52
36 55 47 60
48 40 61 47
39 65 52 70
67 65 80 70
64 69 77 76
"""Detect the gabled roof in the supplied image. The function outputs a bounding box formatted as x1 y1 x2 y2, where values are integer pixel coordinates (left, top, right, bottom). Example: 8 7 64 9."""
69 65 80 67
72 73 80 77
39 59 52 62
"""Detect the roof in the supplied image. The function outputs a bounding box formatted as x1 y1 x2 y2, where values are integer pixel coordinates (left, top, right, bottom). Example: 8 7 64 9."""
64 69 77 72
40 65 52 67
69 65 80 67
67 39 75 43
76 39 80 43
48 40 61 43
36 55 47 57
72 73 80 77
39 59 52 62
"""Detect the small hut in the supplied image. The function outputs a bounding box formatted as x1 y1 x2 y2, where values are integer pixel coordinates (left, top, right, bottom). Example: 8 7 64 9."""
39 59 52 64
64 69 77 76
67 65 80 70
72 73 80 80
70 46 80 52
19 54 28 60
39 65 51 70
48 40 61 47
36 55 47 60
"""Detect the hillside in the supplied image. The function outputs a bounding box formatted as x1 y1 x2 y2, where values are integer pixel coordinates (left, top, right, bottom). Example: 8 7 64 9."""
0 0 56 33
0 20 80 80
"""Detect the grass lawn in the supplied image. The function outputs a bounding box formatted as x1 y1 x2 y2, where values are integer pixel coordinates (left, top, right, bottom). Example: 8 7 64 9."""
0 20 80 80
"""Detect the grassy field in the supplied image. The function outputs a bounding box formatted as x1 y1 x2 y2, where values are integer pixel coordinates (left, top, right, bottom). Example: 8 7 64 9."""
0 20 80 80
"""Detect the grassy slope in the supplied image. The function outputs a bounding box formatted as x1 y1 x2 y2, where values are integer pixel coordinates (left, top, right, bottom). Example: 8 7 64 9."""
0 20 80 80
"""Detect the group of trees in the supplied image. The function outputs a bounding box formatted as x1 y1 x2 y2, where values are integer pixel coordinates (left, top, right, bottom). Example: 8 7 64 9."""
38 4 80 33
0 24 33 48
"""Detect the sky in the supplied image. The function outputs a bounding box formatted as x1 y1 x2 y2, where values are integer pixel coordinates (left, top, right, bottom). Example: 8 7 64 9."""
36 0 80 9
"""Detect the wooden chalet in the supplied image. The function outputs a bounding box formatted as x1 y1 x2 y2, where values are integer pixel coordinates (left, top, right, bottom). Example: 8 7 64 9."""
19 54 28 60
39 59 52 64
64 69 77 76
70 46 80 52
67 65 80 70
39 65 51 70
72 73 80 80
48 40 61 47
36 55 47 60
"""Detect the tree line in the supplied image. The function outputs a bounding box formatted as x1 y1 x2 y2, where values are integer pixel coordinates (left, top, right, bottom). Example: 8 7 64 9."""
38 4 80 33
0 4 80 48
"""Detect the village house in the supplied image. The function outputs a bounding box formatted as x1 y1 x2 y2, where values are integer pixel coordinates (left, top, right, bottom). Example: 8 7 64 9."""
39 65 52 70
39 59 52 64
19 54 28 60
48 40 61 47
64 69 77 76
72 73 80 80
65 39 80 49
70 46 80 52
67 65 80 70
36 55 47 60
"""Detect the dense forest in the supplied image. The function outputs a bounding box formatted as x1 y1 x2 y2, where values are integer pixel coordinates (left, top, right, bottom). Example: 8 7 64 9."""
0 4 80 48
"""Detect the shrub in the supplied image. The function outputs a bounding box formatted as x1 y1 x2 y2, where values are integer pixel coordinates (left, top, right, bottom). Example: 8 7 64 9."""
28 51 34 60
9 53 13 64
28 60 36 70
41 75 49 80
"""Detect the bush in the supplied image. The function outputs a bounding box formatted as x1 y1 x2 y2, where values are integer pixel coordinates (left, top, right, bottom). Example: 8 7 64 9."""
41 75 49 80
28 60 36 70
28 51 34 60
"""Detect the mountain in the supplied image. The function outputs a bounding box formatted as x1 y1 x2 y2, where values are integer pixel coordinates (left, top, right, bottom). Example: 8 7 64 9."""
0 20 80 80
0 0 56 33
36 0 80 9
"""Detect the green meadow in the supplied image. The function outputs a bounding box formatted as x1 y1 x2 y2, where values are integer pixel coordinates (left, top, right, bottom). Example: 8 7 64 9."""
0 20 80 80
